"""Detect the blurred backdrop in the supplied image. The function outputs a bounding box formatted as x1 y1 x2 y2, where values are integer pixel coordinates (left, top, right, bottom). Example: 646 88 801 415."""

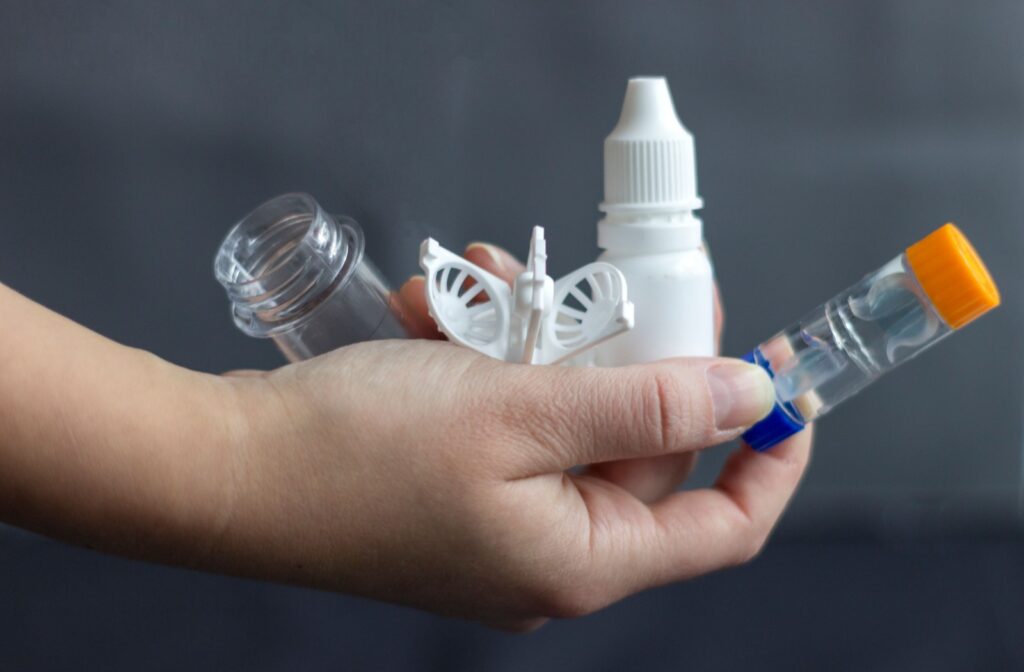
1 1 1022 669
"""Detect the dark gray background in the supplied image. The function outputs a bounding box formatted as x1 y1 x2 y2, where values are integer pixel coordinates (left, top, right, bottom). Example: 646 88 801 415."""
1 1 1022 669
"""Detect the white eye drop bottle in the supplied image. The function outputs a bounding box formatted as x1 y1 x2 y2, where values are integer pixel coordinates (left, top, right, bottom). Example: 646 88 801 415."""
593 77 714 366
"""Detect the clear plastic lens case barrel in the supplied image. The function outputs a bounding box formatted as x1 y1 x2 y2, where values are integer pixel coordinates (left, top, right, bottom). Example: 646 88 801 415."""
744 223 999 450
754 253 950 425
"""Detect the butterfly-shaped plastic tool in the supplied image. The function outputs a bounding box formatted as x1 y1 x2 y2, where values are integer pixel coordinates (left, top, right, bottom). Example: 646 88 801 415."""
419 227 634 364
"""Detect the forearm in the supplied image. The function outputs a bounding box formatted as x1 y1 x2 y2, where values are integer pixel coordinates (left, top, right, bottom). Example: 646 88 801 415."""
0 283 247 563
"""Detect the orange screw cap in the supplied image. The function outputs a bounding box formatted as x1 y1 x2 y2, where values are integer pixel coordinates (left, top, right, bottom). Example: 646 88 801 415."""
905 223 1000 330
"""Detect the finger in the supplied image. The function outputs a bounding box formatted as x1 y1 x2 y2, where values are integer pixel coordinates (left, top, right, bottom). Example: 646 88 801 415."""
396 276 445 339
464 242 526 286
713 282 724 355
580 287 720 501
700 240 724 354
583 453 697 504
222 369 267 378
617 426 813 592
581 240 719 499
402 241 525 340
501 357 776 472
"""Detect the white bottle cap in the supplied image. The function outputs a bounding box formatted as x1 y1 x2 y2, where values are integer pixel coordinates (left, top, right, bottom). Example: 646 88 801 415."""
600 77 703 213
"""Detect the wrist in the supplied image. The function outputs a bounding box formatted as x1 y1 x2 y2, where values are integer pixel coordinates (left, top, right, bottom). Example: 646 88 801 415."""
167 366 296 569
107 357 258 565
186 367 324 579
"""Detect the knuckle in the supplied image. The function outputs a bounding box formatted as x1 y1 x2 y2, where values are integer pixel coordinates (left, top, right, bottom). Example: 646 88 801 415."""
640 371 699 453
771 448 811 481
496 618 549 634
492 370 560 428
729 521 771 567
530 580 603 620
486 515 606 620
709 504 772 568
739 532 769 565
499 370 593 457
518 549 606 619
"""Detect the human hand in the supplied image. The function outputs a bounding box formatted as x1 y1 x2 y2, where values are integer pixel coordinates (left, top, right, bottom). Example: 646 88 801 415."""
208 245 812 629
0 252 810 632
398 241 729 503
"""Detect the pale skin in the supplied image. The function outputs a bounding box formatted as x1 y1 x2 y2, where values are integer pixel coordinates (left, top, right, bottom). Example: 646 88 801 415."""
0 242 811 631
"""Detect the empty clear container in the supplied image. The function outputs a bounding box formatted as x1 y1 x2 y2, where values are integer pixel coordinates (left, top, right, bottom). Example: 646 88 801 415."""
743 223 1000 451
215 193 409 362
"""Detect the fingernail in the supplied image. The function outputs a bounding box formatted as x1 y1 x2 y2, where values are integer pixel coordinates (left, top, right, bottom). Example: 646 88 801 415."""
706 362 776 431
466 242 505 272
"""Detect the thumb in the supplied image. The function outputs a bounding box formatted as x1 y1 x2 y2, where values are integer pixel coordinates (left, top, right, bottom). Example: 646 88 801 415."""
500 358 776 472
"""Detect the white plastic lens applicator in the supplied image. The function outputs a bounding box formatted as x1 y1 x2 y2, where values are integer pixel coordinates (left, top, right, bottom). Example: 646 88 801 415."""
592 76 715 365
419 227 634 365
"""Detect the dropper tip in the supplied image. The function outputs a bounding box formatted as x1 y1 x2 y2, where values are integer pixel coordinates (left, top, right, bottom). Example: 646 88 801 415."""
610 76 687 140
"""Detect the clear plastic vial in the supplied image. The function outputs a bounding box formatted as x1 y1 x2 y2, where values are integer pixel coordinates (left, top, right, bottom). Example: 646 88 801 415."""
743 223 1000 451
214 193 409 362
